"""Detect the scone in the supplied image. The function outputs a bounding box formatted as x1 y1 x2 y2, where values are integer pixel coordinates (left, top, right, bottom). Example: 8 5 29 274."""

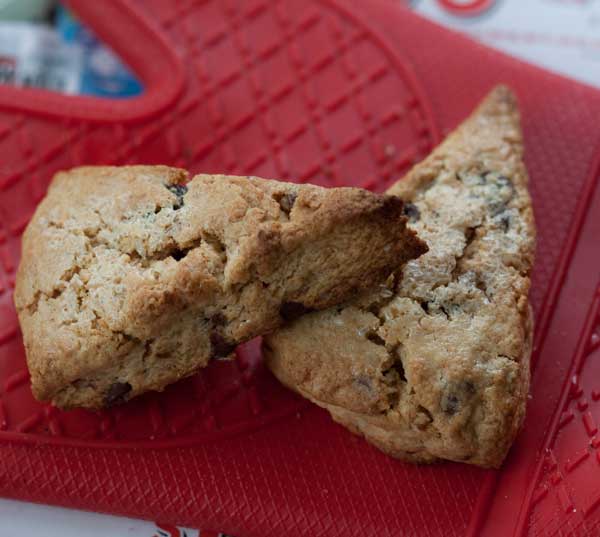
263 86 535 468
14 167 426 409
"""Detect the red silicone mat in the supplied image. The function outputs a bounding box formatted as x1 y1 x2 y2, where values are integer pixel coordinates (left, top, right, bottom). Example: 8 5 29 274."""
0 1 599 535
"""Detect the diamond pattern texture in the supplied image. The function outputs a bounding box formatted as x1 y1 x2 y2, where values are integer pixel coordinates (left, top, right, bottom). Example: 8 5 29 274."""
1 0 600 535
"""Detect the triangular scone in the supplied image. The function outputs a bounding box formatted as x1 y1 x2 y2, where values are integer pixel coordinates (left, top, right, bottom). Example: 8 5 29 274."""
264 86 535 468
15 167 426 409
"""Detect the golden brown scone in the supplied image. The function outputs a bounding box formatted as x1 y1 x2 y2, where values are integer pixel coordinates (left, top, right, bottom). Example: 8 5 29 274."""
264 86 535 468
14 166 426 409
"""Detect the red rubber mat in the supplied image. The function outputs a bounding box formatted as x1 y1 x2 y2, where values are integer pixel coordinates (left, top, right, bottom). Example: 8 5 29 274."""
0 1 599 535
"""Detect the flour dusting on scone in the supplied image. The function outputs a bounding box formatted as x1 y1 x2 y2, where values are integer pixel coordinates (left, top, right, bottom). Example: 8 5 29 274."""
14 167 426 409
263 86 535 468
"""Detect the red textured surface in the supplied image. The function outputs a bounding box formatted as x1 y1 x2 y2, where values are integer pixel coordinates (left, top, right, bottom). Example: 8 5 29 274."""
0 1 599 535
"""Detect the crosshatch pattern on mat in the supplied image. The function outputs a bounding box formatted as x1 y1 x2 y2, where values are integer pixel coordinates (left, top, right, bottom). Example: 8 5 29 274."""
0 0 436 443
528 284 600 535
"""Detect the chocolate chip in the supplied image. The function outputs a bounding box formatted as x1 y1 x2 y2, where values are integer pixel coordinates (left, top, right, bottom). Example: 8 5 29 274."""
167 184 188 197
500 214 511 232
167 184 188 209
403 202 420 222
355 375 372 391
489 201 507 216
442 394 459 415
211 312 226 326
210 332 236 359
475 277 488 294
463 381 476 394
382 345 407 389
442 381 475 415
104 382 132 407
465 227 476 245
278 192 297 215
280 301 312 321
420 301 430 313
392 347 407 381
366 331 386 346
495 175 515 198
390 361 406 383
171 249 187 261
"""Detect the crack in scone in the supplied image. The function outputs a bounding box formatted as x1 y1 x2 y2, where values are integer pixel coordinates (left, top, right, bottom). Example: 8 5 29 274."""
15 166 427 409
264 86 535 468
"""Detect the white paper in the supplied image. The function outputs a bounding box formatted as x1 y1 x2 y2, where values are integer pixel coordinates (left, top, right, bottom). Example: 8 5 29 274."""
408 0 600 88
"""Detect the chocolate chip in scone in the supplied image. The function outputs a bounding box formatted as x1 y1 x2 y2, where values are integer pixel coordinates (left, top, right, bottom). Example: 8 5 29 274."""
475 276 489 296
366 331 386 346
211 312 227 326
170 249 187 261
355 375 373 392
104 382 132 407
382 345 407 401
385 359 407 384
465 226 476 245
442 381 475 415
442 393 459 415
499 214 511 232
392 346 407 382
420 301 430 313
402 202 420 223
210 332 236 359
166 184 188 209
476 171 493 185
489 201 507 217
493 174 515 200
167 184 188 197
463 381 476 394
277 192 297 215
280 301 313 321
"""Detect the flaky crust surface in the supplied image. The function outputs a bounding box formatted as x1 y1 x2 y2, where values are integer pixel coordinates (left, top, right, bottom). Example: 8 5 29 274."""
15 167 425 409
264 86 535 468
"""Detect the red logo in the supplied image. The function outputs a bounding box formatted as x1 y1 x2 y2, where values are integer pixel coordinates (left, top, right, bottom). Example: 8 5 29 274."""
436 0 495 15
154 523 189 537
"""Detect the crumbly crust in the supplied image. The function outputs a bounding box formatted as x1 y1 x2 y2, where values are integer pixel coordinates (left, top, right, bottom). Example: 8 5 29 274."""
264 86 535 468
14 167 426 409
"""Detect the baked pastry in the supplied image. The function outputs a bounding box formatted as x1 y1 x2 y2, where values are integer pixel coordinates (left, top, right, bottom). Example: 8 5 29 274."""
263 86 535 468
14 166 426 409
